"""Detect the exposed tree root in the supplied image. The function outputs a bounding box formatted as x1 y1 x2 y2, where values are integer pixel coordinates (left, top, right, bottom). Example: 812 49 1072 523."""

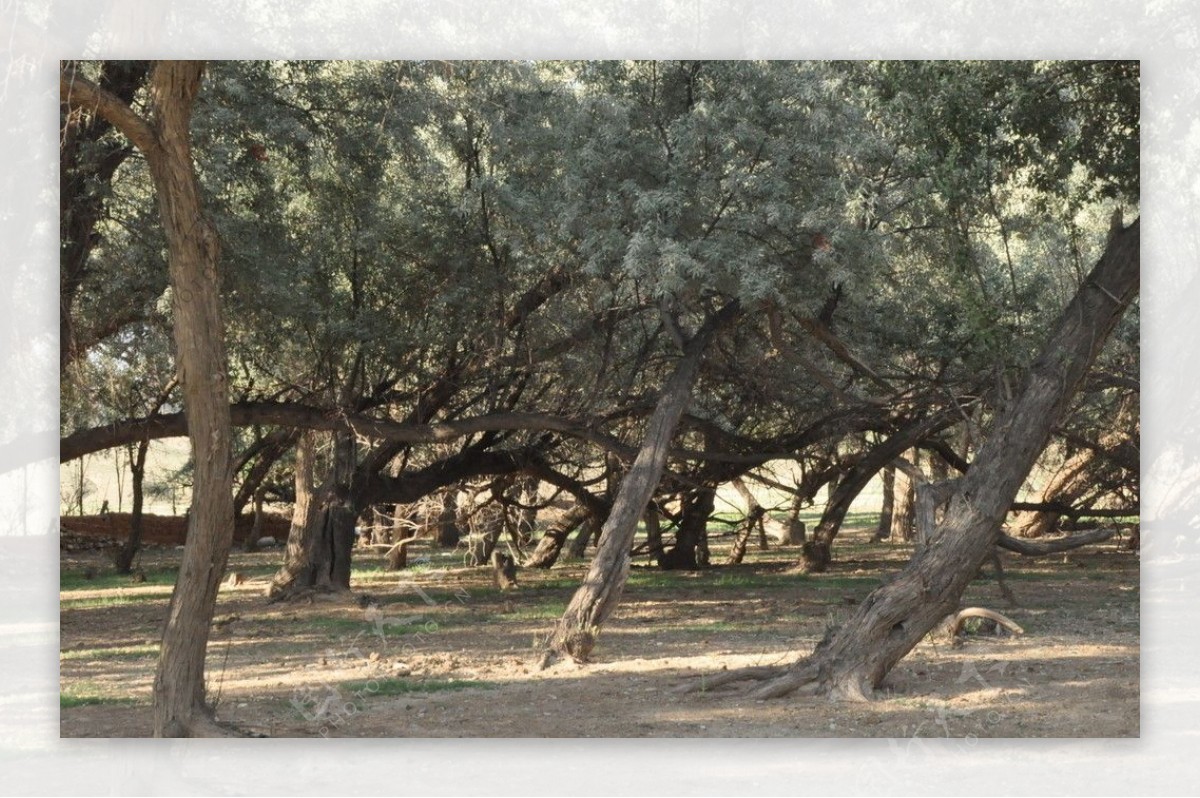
942 606 1025 637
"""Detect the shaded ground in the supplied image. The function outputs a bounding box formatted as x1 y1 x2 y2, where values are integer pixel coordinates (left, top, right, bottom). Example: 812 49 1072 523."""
59 522 1139 738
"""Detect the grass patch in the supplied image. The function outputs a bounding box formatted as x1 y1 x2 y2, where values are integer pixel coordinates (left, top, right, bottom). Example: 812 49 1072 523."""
61 643 159 662
60 567 178 592
60 593 169 609
344 677 491 697
60 683 140 708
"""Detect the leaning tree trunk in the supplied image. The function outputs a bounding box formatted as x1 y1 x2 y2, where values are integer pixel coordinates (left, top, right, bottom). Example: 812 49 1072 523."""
546 300 738 662
268 430 316 597
707 219 1139 701
524 503 591 569
800 413 952 573
61 61 240 736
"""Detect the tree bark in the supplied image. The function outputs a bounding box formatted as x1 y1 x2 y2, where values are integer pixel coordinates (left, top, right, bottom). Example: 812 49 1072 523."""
872 465 895 541
660 487 715 570
61 60 241 736
546 300 738 663
700 219 1139 701
524 504 591 569
800 412 952 573
114 438 149 574
890 457 916 541
269 430 358 596
268 431 317 596
1009 448 1095 538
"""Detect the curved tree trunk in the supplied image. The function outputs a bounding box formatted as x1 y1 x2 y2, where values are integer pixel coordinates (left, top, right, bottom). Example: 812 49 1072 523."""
800 413 953 573
546 300 738 663
699 219 1139 701
524 503 591 569
60 60 242 736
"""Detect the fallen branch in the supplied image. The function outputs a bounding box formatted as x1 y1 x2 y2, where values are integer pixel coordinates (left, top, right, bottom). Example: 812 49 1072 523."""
996 527 1116 556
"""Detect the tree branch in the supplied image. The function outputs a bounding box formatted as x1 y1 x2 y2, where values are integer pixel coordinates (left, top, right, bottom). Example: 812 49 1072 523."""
60 65 159 158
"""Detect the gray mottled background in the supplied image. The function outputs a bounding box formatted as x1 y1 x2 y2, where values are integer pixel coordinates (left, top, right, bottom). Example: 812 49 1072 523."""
2 0 1194 794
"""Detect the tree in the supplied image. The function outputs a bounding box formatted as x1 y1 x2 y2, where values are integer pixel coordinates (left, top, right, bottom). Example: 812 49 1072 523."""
61 60 237 737
688 218 1138 699
546 300 738 663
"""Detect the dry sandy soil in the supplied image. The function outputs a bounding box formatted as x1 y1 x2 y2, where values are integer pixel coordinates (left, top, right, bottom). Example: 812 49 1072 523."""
59 525 1138 738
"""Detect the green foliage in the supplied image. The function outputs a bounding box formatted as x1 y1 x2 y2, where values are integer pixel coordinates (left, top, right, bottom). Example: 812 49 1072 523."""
61 59 1138 542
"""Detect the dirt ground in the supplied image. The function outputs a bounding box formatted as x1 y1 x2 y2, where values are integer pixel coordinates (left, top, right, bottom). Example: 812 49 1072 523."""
59 525 1139 738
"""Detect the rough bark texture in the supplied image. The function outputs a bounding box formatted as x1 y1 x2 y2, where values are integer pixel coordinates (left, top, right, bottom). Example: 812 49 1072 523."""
60 60 244 737
727 219 1139 701
269 430 358 596
890 460 916 541
546 301 738 662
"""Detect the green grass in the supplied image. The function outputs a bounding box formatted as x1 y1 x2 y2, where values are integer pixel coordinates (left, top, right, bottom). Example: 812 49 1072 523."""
60 643 159 662
60 567 178 592
60 683 140 708
60 593 169 609
343 677 491 697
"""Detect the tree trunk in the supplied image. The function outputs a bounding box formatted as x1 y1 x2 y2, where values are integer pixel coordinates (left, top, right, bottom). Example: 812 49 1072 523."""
781 492 807 545
660 487 715 570
269 430 316 595
524 504 590 569
436 491 462 549
872 465 895 541
644 501 663 557
546 300 738 663
890 458 916 541
114 439 149 574
564 515 596 559
60 61 243 737
712 219 1139 701
726 477 766 565
269 430 358 596
114 436 149 573
1009 448 1094 538
800 413 952 573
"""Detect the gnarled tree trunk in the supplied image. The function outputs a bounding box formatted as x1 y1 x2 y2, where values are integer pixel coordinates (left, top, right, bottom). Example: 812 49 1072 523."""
691 219 1139 701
